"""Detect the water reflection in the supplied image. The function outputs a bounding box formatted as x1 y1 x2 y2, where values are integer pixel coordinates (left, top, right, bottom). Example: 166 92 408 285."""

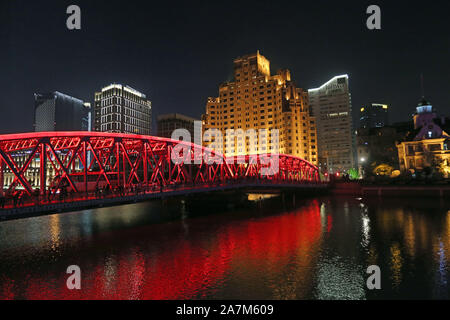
316 256 366 300
0 196 449 300
389 243 403 288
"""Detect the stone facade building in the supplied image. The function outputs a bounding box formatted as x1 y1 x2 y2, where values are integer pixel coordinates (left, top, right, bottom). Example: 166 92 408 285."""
202 51 317 164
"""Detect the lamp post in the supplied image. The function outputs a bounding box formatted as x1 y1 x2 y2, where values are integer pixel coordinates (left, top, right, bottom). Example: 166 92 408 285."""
359 157 366 179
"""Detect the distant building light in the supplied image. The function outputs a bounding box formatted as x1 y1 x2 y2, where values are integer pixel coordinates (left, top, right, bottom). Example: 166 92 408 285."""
308 74 349 92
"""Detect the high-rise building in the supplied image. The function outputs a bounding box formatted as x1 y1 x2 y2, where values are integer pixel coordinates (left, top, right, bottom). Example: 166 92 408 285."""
157 113 199 139
10 92 90 192
201 51 318 164
94 84 152 135
360 103 389 128
34 91 91 132
308 75 355 173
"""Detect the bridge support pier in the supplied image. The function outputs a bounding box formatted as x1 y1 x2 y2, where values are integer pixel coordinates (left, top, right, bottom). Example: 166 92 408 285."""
0 158 3 197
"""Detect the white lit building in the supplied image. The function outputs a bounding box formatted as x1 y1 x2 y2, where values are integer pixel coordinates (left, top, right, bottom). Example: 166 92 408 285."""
94 84 152 135
308 75 355 173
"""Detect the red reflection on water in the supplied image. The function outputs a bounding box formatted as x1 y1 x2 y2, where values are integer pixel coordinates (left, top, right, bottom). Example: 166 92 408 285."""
0 278 15 300
0 200 325 300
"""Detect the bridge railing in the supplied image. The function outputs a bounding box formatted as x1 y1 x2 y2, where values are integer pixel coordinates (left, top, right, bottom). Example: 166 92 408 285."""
0 177 327 210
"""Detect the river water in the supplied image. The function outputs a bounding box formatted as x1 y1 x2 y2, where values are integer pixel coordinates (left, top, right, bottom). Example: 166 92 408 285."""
0 196 449 300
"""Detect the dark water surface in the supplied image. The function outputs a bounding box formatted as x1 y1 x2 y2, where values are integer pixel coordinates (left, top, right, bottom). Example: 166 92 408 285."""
0 196 449 300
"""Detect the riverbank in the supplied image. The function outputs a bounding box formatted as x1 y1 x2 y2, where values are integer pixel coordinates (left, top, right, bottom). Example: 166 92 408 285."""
331 182 450 198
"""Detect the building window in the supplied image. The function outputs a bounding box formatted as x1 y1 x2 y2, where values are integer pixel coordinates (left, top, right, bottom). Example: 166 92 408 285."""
428 144 441 151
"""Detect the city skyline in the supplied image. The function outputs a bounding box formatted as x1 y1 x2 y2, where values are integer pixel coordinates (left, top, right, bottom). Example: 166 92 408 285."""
1 1 450 304
1 1 449 134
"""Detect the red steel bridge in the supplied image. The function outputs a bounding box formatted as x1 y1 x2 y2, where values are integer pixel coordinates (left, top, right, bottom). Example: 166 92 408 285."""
0 132 326 217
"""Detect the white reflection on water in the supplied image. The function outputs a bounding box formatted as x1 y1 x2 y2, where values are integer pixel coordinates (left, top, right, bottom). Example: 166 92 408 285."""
103 255 118 297
316 256 366 300
438 241 447 285
320 202 327 233
361 211 370 249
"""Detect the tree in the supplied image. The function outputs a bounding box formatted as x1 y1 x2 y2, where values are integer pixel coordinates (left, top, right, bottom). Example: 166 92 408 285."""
423 147 449 179
437 159 450 178
348 168 360 180
373 164 394 177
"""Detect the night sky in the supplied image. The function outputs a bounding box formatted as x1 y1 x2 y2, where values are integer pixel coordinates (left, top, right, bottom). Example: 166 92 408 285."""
1 0 449 134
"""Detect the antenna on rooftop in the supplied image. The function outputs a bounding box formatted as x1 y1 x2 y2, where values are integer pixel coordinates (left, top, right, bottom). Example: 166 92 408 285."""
420 73 425 98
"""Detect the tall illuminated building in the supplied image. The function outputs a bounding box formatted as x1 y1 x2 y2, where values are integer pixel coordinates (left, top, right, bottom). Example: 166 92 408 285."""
34 91 91 132
360 103 389 128
10 92 91 192
94 84 152 135
308 75 355 173
202 51 318 164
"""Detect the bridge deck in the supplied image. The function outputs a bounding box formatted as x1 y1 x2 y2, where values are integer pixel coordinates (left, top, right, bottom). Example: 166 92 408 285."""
0 180 328 221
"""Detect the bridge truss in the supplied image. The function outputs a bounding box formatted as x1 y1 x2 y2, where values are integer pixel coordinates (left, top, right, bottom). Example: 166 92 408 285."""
0 132 321 208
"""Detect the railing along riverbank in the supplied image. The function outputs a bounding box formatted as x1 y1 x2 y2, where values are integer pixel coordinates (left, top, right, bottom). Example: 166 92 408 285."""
331 181 450 198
